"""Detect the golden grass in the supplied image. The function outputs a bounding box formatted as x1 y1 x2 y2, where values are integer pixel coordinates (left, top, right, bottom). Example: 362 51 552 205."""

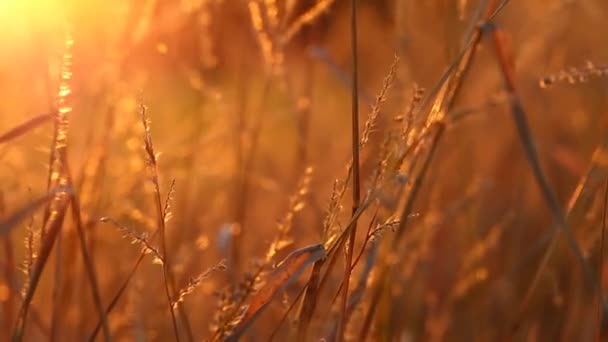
1 0 608 341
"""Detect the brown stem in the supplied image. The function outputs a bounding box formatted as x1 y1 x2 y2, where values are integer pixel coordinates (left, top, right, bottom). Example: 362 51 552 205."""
65 163 111 341
2 234 14 342
484 22 601 333
598 180 608 341
338 0 360 340
13 198 70 341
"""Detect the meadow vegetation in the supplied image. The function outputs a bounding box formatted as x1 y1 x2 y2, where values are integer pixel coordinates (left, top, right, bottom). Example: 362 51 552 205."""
1 0 608 340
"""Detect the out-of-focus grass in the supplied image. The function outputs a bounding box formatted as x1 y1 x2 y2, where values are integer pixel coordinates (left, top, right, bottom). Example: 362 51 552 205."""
1 0 608 341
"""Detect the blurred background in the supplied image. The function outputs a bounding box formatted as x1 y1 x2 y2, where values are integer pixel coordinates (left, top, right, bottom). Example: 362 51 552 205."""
1 0 608 341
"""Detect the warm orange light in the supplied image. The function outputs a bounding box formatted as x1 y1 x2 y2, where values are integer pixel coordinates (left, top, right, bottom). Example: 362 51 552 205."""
0 0 68 55
0 0 64 29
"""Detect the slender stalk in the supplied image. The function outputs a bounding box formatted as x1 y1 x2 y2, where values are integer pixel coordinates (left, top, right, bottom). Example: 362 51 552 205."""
13 199 70 341
326 211 380 311
2 213 15 342
49 228 63 342
485 23 602 333
141 104 181 342
90 252 147 340
359 123 443 340
337 0 360 340
159 191 180 341
268 284 308 341
0 113 53 144
296 259 322 340
358 272 384 341
1 189 11 342
65 163 111 341
597 180 608 341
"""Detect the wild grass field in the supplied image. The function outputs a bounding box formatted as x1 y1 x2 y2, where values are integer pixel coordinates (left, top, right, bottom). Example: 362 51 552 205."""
1 0 608 341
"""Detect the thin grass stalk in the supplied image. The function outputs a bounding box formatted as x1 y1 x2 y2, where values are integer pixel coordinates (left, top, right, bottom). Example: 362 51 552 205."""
358 267 385 341
1 275 50 338
338 0 360 340
65 162 111 341
484 23 603 332
64 220 84 338
13 199 70 341
49 225 63 342
0 113 53 144
312 210 384 336
322 218 391 339
39 109 59 243
294 197 373 340
74 108 115 339
512 139 608 274
268 283 308 341
140 104 182 342
328 237 380 341
159 202 181 341
56 149 91 339
89 185 183 339
2 235 14 340
0 191 61 237
324 210 380 317
509 139 608 333
1 193 15 342
40 127 58 242
281 0 336 45
296 258 322 339
296 210 366 340
163 185 196 342
598 180 608 341
298 179 384 339
90 251 147 339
